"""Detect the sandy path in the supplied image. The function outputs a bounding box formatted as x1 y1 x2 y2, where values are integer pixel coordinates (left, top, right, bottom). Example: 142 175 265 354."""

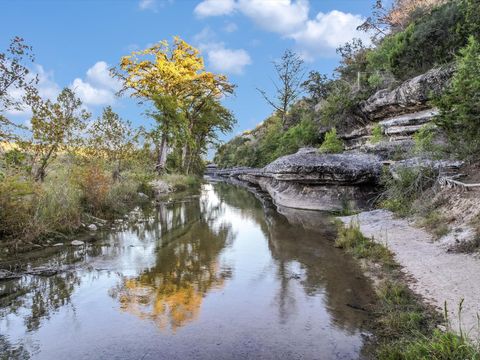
339 209 480 339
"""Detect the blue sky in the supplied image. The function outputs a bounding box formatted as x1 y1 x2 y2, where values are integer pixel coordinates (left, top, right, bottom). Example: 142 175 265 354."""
1 0 374 146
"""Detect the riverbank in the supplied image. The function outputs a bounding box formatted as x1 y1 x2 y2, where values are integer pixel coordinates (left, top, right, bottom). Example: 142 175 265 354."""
339 209 480 340
209 169 480 357
0 170 201 266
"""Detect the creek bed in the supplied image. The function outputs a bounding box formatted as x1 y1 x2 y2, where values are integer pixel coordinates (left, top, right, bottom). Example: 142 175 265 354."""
0 183 376 360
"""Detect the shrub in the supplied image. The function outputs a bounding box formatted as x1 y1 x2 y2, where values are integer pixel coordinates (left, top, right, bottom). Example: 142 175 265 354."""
0 175 36 239
378 329 480 360
33 172 83 234
412 123 442 157
319 128 344 154
103 177 139 216
371 124 384 144
77 165 112 215
367 1 467 81
435 36 480 160
380 166 436 216
317 81 358 128
214 113 318 168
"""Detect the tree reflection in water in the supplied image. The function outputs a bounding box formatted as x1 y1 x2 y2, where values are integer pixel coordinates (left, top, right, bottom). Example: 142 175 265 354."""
110 191 233 332
213 182 376 334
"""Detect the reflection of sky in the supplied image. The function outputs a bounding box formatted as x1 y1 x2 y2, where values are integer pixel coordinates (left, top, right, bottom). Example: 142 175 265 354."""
0 183 370 359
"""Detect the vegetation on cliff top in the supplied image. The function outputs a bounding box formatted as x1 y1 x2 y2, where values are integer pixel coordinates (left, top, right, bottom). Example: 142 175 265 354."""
214 0 480 169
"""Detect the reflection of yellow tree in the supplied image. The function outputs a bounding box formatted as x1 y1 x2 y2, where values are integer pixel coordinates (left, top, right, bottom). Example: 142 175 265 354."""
111 199 232 332
116 260 224 332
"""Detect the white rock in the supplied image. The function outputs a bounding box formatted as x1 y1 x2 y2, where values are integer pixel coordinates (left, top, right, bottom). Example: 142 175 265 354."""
52 243 64 247
88 224 98 231
138 192 149 199
71 240 85 246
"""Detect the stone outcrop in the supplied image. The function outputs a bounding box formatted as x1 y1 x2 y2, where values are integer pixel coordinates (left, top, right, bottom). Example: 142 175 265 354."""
360 64 454 120
210 66 458 213
210 148 382 212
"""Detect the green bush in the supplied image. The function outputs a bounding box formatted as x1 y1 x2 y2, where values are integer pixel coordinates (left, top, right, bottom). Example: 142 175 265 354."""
381 166 436 216
378 330 480 360
34 172 83 234
319 128 344 154
0 175 36 239
435 36 480 159
335 220 393 264
371 123 384 144
367 1 468 81
214 113 318 168
317 81 358 128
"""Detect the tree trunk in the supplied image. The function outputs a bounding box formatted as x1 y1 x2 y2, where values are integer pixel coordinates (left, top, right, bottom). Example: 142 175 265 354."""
155 134 168 175
112 159 121 182
181 144 188 174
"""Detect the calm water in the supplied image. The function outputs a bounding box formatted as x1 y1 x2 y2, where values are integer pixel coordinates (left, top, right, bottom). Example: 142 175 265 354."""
0 183 376 360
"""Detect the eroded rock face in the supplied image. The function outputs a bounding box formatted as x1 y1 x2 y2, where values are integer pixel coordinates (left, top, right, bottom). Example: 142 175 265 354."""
361 65 454 120
211 148 382 212
264 149 382 185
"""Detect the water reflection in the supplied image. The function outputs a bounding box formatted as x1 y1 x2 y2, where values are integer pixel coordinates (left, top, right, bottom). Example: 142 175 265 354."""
110 196 233 331
214 183 375 333
0 182 375 360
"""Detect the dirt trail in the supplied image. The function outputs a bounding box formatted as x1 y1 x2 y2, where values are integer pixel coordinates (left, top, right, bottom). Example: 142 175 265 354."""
339 209 480 339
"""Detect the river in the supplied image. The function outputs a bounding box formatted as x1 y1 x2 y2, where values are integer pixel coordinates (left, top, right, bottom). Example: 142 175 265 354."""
0 182 376 360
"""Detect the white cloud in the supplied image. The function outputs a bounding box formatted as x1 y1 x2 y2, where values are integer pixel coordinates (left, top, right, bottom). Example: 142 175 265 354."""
70 61 120 106
70 78 115 106
290 10 370 59
237 0 309 34
205 44 251 74
193 0 370 60
139 0 157 11
194 0 236 17
194 27 252 74
86 61 122 92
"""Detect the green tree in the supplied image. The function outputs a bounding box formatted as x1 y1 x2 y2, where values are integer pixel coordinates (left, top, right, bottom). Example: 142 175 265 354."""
435 36 480 159
0 37 38 140
301 71 332 104
319 128 344 154
87 106 135 180
24 88 90 181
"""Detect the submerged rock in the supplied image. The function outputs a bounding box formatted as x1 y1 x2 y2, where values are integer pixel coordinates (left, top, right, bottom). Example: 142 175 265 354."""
71 240 85 246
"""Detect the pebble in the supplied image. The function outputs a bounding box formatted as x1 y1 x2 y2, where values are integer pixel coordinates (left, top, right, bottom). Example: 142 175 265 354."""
53 243 64 247
71 240 85 246
88 224 98 231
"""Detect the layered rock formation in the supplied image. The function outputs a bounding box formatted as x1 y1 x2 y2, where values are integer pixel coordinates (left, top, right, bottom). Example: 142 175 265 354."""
210 65 456 212
210 149 382 212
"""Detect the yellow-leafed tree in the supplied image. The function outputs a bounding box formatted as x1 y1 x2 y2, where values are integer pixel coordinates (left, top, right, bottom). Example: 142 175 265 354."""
113 37 235 175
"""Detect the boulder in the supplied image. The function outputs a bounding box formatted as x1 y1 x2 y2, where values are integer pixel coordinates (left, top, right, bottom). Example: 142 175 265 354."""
361 65 454 120
150 179 171 196
226 148 383 212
